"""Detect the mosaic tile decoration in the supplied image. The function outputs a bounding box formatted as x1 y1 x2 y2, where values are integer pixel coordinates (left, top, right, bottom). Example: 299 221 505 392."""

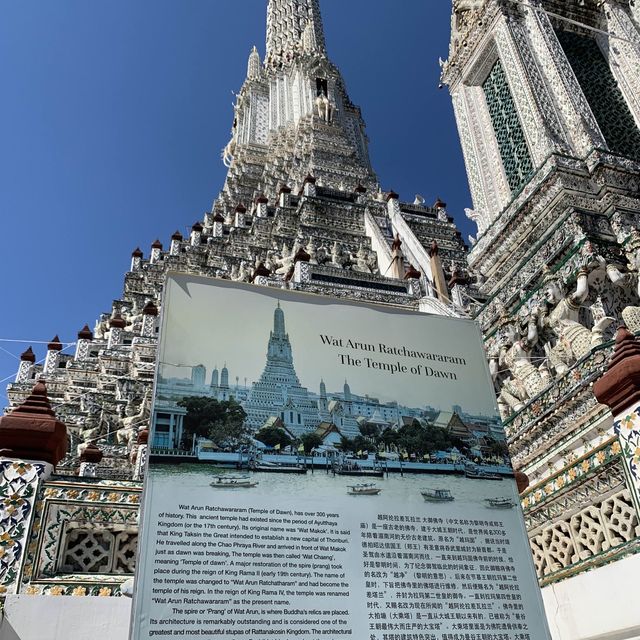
557 29 640 162
0 459 48 596
613 405 640 513
482 59 534 194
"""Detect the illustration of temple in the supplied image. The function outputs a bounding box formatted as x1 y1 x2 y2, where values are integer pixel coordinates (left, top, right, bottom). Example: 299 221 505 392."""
153 303 377 440
243 303 319 434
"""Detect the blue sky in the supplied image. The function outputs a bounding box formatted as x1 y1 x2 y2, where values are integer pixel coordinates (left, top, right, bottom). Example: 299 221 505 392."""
0 1 472 405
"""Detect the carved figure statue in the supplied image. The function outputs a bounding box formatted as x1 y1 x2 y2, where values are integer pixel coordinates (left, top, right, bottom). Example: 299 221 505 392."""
330 241 348 268
451 0 485 37
124 305 143 334
306 238 318 264
315 90 333 123
237 260 251 282
316 245 329 265
291 235 303 258
610 212 630 245
116 390 151 447
79 411 103 443
389 235 404 279
489 316 548 418
265 250 278 272
94 316 110 340
537 266 613 375
607 236 640 332
352 244 371 273
365 248 379 274
222 135 236 168
275 244 294 275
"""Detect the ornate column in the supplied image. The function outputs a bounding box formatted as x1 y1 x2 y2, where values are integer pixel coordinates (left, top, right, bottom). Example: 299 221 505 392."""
234 204 247 228
513 0 604 156
404 264 422 298
303 174 316 197
212 213 224 238
457 81 513 219
15 347 35 383
107 314 126 349
78 442 103 478
169 231 183 256
255 194 268 218
190 222 203 246
43 336 63 377
279 185 292 207
74 325 93 361
0 382 67 597
141 301 158 338
149 239 163 264
130 247 143 271
594 327 640 514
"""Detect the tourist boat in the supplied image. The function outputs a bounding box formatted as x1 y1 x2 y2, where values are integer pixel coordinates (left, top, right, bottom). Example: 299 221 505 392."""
333 462 384 478
485 497 516 509
249 461 307 474
421 488 455 502
210 475 258 488
465 465 503 481
348 483 382 495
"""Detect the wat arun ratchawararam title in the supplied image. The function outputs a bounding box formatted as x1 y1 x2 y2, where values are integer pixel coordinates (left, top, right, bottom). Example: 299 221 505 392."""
318 335 467 380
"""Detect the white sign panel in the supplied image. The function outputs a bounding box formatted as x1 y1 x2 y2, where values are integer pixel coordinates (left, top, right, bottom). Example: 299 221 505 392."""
131 274 550 640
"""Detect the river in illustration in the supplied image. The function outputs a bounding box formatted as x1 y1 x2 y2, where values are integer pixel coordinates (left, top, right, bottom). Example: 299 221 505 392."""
151 463 520 509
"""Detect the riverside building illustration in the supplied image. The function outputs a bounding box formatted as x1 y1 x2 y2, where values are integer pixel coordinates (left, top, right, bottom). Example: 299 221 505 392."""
153 302 430 443
2 1 640 639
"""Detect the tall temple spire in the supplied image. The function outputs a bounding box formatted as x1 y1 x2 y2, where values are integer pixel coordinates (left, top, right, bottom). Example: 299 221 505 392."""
266 0 326 67
216 0 376 207
273 302 286 337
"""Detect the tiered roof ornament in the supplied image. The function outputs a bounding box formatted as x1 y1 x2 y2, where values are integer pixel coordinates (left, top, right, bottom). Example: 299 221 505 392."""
594 326 640 415
0 381 67 466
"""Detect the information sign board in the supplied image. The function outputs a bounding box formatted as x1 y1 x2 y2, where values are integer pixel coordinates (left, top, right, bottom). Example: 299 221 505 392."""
131 274 550 640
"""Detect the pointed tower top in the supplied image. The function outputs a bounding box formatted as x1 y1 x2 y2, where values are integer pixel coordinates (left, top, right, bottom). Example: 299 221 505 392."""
247 45 261 80
274 302 286 335
48 336 63 352
266 0 326 68
77 324 93 340
20 347 36 363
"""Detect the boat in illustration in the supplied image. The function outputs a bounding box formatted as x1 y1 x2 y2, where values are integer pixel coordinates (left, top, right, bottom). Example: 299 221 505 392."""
348 483 382 495
333 461 384 478
421 488 455 502
249 460 307 474
465 465 503 481
210 475 258 488
485 497 516 508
